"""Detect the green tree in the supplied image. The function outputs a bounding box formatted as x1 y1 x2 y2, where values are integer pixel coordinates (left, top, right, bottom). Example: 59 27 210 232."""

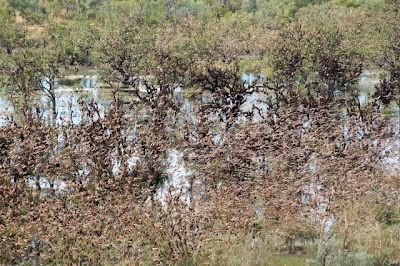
1 38 67 123
7 0 46 23
246 0 258 12
0 0 24 55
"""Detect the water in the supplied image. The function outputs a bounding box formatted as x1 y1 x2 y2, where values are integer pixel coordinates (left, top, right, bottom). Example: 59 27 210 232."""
0 72 398 205
0 77 126 125
0 71 390 125
0 96 14 126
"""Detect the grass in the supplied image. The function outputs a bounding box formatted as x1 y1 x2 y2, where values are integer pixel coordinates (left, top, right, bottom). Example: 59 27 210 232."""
273 255 309 266
111 253 309 266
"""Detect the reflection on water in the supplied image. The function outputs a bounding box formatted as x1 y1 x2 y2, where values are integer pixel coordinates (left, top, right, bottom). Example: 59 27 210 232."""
0 72 395 125
0 72 399 205
0 96 13 126
0 77 126 125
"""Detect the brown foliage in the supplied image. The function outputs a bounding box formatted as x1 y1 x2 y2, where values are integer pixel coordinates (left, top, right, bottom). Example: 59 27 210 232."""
0 17 399 265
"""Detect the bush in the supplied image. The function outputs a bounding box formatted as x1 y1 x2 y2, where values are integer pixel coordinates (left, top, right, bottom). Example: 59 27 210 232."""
308 237 376 266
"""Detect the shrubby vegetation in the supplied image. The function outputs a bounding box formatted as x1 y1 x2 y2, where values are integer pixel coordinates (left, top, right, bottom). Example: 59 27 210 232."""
0 0 399 265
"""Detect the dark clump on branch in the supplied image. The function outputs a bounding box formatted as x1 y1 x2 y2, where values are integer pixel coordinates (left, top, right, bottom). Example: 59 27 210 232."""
0 2 399 265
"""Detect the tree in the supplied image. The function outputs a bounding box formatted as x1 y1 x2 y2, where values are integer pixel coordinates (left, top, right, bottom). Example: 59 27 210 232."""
7 0 46 23
1 38 67 123
0 0 24 55
36 39 68 122
374 13 400 106
247 0 258 12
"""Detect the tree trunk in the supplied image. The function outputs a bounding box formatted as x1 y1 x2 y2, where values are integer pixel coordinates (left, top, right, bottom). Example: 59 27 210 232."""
51 96 57 124
343 209 349 250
